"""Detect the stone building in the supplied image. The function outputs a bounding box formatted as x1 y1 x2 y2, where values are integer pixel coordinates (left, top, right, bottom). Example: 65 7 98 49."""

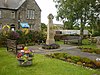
0 0 41 31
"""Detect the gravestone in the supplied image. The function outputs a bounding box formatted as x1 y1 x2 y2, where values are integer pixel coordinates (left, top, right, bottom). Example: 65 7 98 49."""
46 14 55 45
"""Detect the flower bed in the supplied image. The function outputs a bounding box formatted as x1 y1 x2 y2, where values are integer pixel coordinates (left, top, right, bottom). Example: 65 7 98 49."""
46 53 100 69
42 43 60 49
78 47 100 54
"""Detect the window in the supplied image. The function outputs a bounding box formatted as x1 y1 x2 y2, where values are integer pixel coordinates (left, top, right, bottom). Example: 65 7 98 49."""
27 10 34 19
11 11 15 19
0 11 1 18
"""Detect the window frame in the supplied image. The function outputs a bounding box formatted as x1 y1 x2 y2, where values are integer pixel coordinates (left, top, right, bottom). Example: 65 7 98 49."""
27 9 35 19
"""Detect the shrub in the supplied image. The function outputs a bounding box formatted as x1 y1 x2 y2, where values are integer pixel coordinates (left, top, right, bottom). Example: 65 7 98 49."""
67 58 72 62
71 56 81 63
95 49 100 54
8 31 19 40
0 32 8 47
54 35 62 41
81 48 100 54
16 30 26 44
93 61 100 68
92 31 100 37
16 30 46 45
55 53 68 60
34 31 46 44
77 62 82 65
45 53 99 69
62 53 69 59
50 53 60 58
47 53 68 60
81 57 92 64
85 64 94 68
55 53 64 59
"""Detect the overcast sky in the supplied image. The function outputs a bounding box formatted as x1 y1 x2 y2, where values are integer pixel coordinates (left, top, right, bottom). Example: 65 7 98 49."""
35 0 63 24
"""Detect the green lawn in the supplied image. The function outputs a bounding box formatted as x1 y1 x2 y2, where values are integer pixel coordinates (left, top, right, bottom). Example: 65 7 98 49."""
81 39 97 49
56 40 64 45
79 44 97 49
0 48 100 75
56 39 97 49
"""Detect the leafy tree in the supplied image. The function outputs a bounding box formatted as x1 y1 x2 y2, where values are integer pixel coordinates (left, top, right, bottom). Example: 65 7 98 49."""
41 23 47 32
73 25 80 30
53 0 100 44
63 21 73 29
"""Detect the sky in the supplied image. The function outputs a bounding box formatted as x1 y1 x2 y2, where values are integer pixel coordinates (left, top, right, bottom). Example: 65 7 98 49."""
35 0 63 24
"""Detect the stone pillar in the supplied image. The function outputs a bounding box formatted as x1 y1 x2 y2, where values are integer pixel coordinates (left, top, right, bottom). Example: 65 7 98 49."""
46 14 55 45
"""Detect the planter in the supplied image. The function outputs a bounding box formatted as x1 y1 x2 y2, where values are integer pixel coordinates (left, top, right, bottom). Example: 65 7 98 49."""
17 58 32 66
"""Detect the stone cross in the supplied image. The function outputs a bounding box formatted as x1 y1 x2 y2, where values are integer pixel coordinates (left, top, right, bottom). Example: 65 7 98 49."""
46 14 55 45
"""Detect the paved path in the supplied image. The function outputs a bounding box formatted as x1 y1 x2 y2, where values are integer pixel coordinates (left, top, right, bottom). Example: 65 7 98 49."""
29 45 100 61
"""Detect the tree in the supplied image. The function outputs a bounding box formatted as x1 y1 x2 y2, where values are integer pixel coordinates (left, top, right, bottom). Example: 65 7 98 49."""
53 0 100 44
41 23 47 32
63 21 73 29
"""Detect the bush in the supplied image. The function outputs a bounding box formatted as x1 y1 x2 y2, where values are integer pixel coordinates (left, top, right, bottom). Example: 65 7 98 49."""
67 58 72 62
80 47 100 54
33 31 46 44
16 30 46 45
95 49 100 54
16 30 26 44
77 62 83 65
55 53 68 60
54 35 62 41
8 31 19 40
0 32 8 47
54 53 63 59
92 31 100 37
93 61 100 68
46 53 99 69
81 57 92 64
71 56 81 63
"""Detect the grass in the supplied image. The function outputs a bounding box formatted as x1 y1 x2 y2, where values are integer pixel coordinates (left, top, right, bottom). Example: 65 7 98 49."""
79 44 97 49
82 39 90 45
56 39 97 49
81 39 97 49
56 40 64 45
0 47 100 75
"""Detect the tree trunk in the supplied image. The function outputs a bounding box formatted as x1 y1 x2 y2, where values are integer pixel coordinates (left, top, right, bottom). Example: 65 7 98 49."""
96 36 100 48
80 18 84 45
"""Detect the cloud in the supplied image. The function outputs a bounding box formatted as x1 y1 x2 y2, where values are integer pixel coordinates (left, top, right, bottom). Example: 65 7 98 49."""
35 0 62 24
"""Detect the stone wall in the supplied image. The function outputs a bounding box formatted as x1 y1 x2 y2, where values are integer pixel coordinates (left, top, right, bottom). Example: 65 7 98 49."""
0 0 41 31
0 9 17 30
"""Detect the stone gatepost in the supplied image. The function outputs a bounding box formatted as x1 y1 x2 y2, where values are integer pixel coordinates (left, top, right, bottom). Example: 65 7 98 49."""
46 14 55 45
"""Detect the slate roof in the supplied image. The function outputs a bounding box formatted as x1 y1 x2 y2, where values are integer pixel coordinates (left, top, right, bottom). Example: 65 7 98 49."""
0 0 26 9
